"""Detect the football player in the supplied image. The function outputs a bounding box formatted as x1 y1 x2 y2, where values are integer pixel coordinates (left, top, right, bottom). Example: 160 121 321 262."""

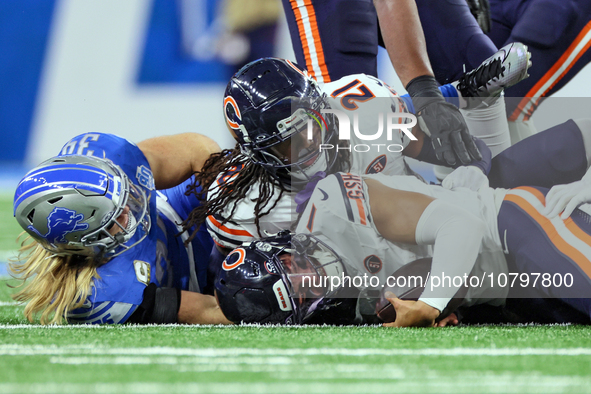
10 132 231 326
284 0 591 145
215 165 591 327
182 53 532 257
283 0 484 167
486 0 591 142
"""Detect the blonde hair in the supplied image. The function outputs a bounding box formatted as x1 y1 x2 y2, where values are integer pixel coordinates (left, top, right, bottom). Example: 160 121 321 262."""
9 233 101 325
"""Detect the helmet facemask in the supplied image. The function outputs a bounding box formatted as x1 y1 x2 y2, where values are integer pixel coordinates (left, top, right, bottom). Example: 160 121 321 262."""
79 166 151 259
276 233 345 323
214 232 346 325
250 94 339 190
223 58 340 190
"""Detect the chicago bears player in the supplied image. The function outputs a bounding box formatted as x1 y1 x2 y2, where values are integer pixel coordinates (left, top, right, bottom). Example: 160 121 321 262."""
215 164 591 327
284 0 591 146
10 132 231 326
183 55 534 255
282 0 482 167
486 0 591 142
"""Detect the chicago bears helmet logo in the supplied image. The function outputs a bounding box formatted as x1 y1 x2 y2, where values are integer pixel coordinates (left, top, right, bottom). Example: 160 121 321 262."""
222 248 246 271
28 207 89 244
366 155 387 174
363 255 382 274
224 96 242 130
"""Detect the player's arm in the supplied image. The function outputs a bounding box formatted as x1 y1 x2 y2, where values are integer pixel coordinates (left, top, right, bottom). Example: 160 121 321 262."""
373 0 431 86
138 133 220 189
364 178 486 327
128 284 232 325
178 291 232 325
374 0 481 166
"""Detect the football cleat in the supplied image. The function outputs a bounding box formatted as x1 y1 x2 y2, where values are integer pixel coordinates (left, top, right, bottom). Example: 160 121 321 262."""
456 42 532 108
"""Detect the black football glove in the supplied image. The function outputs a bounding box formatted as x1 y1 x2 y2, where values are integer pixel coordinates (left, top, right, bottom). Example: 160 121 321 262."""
407 75 482 166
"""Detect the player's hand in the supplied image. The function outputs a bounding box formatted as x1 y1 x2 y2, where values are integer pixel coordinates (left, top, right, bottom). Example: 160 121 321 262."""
544 179 591 219
435 312 459 327
407 75 482 166
442 166 489 192
382 293 440 328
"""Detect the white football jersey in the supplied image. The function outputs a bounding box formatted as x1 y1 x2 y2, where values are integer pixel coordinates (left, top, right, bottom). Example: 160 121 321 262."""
207 74 421 249
323 74 417 177
296 172 511 307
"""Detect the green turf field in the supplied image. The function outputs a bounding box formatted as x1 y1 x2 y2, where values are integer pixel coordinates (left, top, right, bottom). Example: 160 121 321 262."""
0 194 21 257
2 196 591 393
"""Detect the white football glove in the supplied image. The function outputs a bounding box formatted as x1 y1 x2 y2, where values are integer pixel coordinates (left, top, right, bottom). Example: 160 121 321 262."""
544 179 591 219
441 166 489 192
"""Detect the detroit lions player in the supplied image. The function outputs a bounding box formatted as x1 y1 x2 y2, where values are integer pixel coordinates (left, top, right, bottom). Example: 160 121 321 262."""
10 132 231 325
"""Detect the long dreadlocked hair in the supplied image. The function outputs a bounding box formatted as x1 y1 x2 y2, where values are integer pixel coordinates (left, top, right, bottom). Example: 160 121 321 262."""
182 141 351 242
182 144 286 242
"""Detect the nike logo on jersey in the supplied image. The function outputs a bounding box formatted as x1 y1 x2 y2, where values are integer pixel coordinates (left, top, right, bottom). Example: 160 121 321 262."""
319 188 329 201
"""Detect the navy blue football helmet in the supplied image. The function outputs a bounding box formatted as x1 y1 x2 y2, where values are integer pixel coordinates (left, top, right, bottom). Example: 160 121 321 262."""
223 58 339 188
215 232 346 324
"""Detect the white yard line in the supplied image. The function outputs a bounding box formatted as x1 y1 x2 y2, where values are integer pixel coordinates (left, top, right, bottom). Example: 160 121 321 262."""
2 344 591 357
0 302 21 306
0 378 590 394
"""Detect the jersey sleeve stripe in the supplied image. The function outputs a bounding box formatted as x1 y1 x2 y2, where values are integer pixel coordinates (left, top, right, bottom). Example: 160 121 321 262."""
354 197 367 226
71 301 116 320
206 221 248 248
206 215 253 237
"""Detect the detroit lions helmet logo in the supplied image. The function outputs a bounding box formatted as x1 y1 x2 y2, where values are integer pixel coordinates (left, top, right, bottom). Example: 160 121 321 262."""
28 207 90 244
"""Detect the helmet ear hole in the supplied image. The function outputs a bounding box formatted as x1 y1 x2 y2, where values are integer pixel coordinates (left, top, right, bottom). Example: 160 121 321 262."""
26 209 35 224
48 197 63 204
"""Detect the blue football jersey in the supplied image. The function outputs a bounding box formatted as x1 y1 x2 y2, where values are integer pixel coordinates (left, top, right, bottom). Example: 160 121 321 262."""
59 133 212 324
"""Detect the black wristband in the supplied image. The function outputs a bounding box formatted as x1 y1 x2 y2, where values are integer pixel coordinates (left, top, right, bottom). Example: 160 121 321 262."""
405 75 443 99
151 287 181 324
128 284 180 324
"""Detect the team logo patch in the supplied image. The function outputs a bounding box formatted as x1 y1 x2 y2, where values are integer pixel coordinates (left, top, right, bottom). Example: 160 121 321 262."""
222 248 246 271
136 165 155 190
28 207 89 244
133 260 151 285
224 96 242 130
272 280 293 311
366 155 387 174
364 255 382 274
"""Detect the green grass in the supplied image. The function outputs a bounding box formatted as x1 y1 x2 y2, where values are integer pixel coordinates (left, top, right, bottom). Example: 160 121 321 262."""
0 194 21 255
2 196 591 393
1 275 591 394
